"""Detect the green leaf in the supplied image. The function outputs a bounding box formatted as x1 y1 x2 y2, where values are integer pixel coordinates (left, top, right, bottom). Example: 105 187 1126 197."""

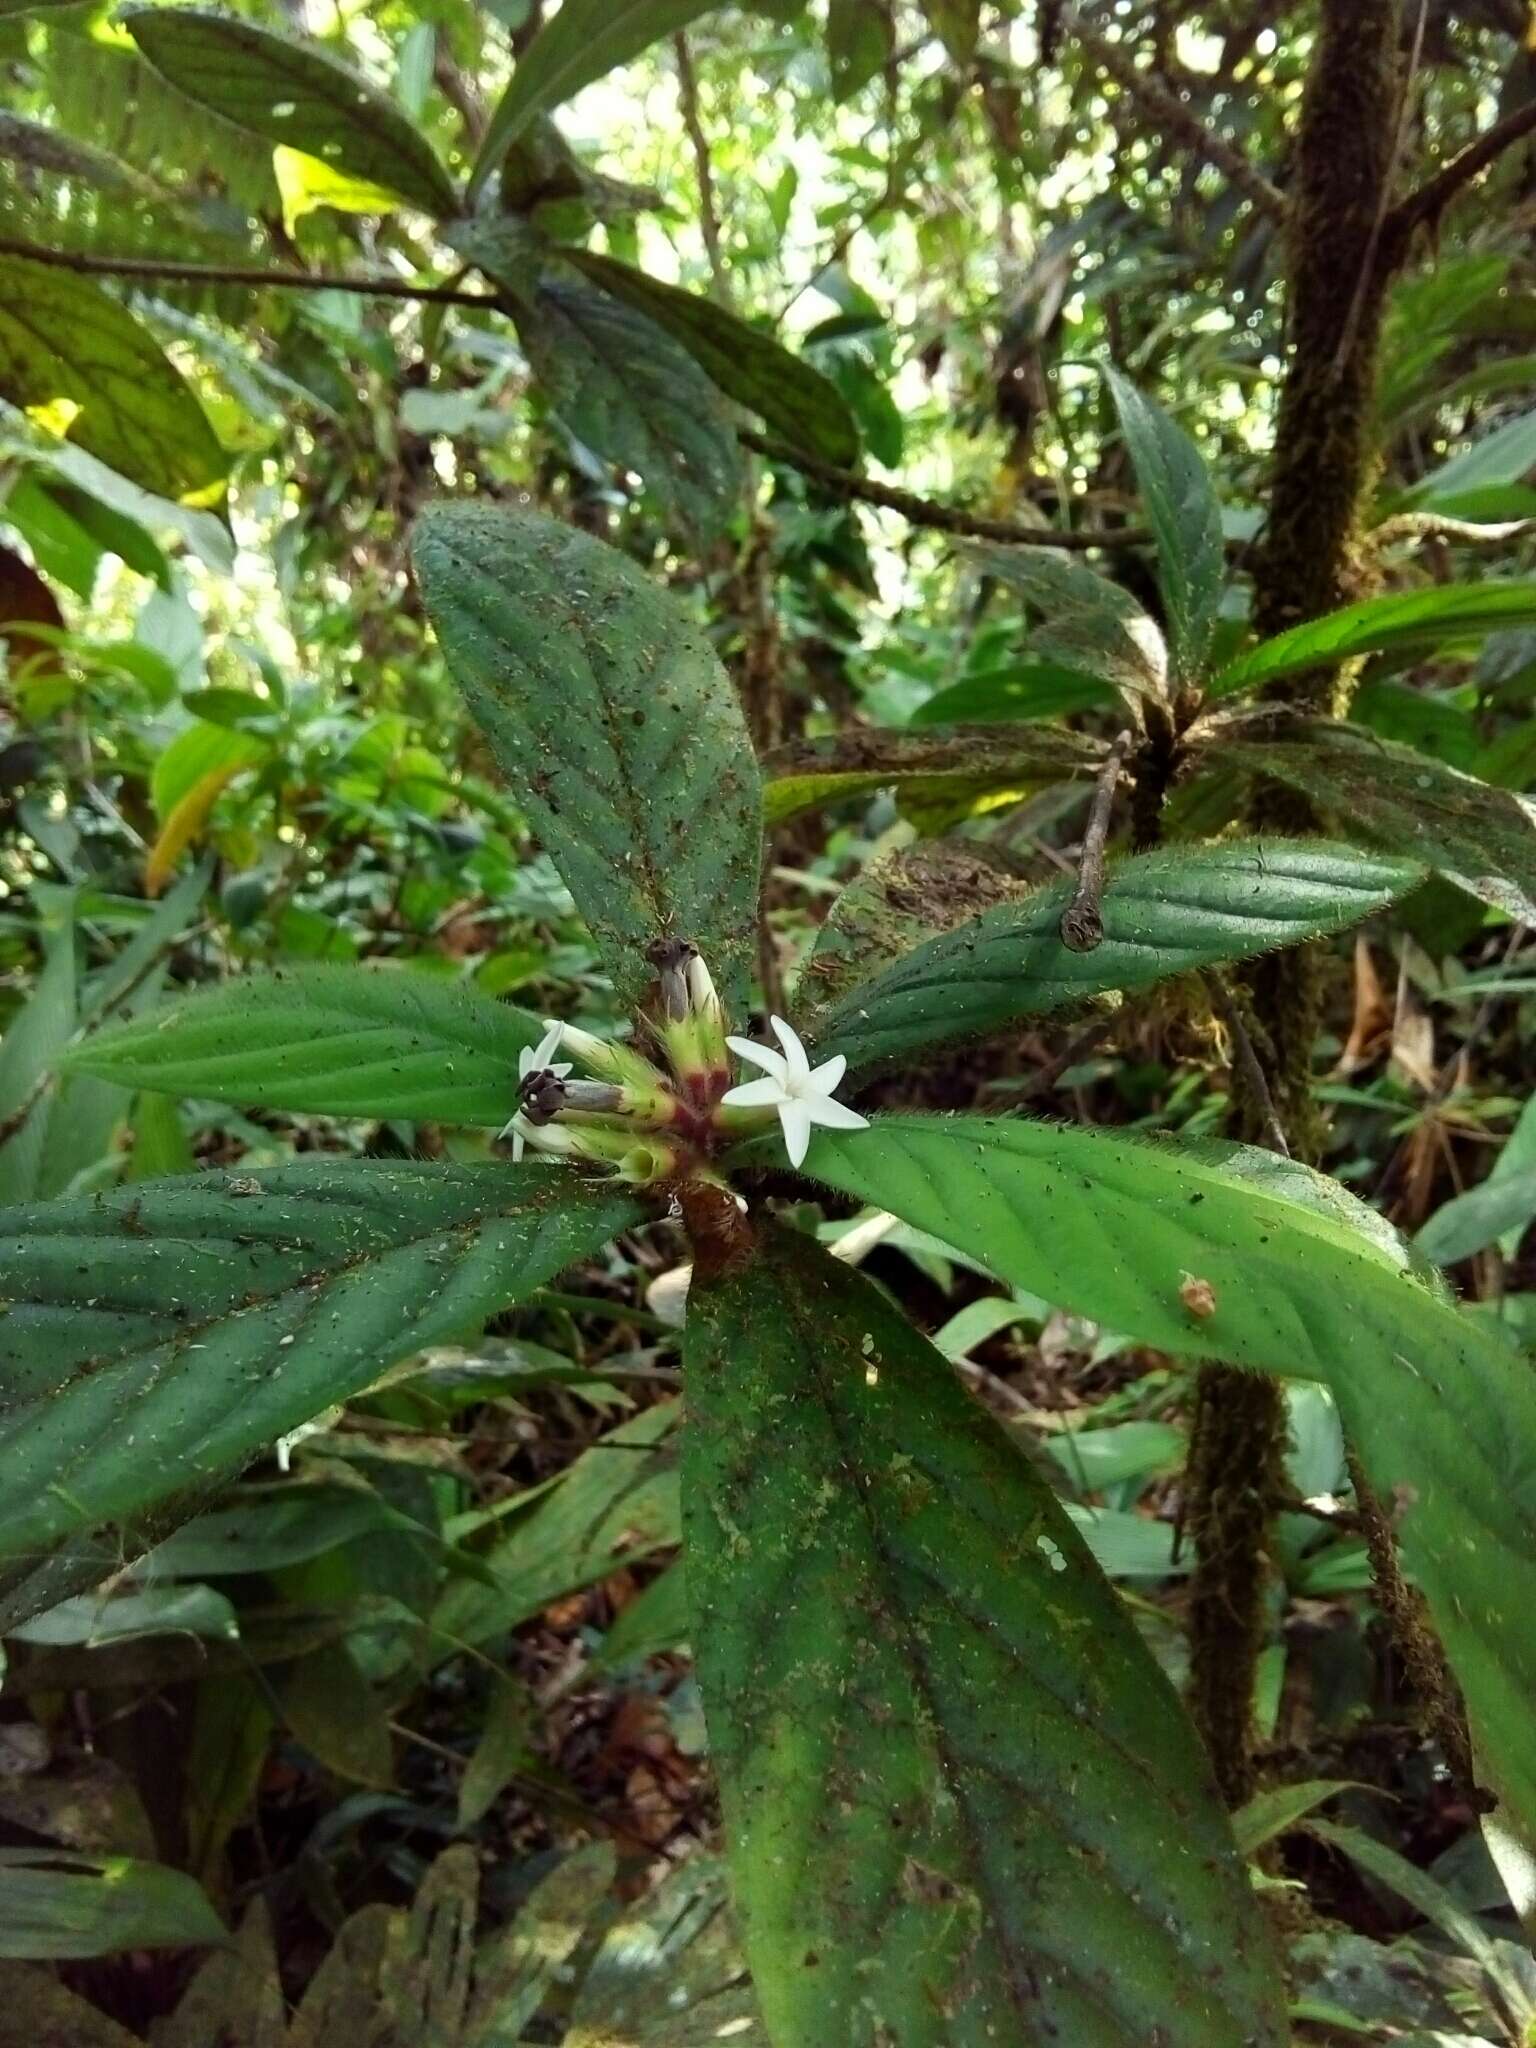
924 0 980 64
1416 1169 1536 1266
0 1850 227 1959
1209 582 1536 699
457 1674 536 1826
801 1114 1536 1869
498 261 744 540
124 7 456 217
1104 367 1224 685
684 1219 1286 2046
1412 406 1536 507
67 963 547 1126
470 0 727 200
911 661 1115 727
0 252 226 505
800 838 1421 1072
1222 723 1536 922
0 1161 642 1611
827 0 893 99
1231 1781 1354 1858
435 1401 678 1648
968 540 1169 706
568 250 860 464
412 503 763 1012
761 721 1106 826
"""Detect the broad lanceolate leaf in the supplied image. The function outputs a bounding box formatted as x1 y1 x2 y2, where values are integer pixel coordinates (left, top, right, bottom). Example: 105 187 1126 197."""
1209 582 1536 700
967 540 1169 706
1416 1168 1536 1266
0 1850 227 1959
800 838 1421 1071
1105 367 1224 684
504 264 744 540
1224 722 1536 922
911 661 1115 727
470 0 727 200
412 503 762 1012
124 8 456 217
761 721 1106 826
65 963 545 1127
0 1162 641 1615
569 250 860 464
0 253 226 505
685 1220 1286 2047
803 1115 1536 1865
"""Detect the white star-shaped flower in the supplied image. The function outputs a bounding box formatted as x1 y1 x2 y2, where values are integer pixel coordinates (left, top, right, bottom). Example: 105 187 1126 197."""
722 1015 868 1169
503 1020 571 1161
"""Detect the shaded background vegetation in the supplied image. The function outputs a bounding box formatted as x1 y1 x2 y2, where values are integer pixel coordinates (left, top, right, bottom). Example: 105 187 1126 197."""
3 0 1536 2039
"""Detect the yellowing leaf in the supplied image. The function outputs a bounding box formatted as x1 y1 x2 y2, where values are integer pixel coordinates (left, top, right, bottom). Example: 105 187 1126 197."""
273 143 401 234
144 760 251 894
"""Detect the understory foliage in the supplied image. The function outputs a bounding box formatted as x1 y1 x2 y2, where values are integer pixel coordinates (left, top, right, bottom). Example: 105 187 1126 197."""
3 2 1536 2043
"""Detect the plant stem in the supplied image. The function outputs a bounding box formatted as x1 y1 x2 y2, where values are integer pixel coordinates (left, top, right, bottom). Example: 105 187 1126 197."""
1060 729 1132 951
0 234 499 304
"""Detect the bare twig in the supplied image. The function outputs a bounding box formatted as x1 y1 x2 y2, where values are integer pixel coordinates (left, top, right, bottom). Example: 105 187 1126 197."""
1068 10 1287 224
739 428 1146 551
1203 972 1291 1157
1060 729 1132 951
673 33 729 304
1388 97 1536 249
0 235 498 306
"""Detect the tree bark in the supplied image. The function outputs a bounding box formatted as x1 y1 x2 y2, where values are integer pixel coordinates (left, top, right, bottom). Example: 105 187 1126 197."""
1185 0 1403 1808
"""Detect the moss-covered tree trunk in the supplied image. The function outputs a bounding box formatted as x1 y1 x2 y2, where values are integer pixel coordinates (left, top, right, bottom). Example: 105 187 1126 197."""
1184 0 1404 1806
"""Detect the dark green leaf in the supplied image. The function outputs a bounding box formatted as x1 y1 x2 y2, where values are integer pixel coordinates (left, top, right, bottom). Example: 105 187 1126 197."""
1416 1169 1536 1265
124 7 456 216
470 0 727 200
277 1643 393 1787
412 503 762 1012
0 1161 642 1611
800 838 1421 1071
1210 583 1536 699
0 252 226 504
685 1219 1286 2046
1231 1782 1353 1858
827 0 893 99
66 963 546 1126
0 1850 226 1959
924 0 980 64
911 661 1115 727
967 540 1169 706
569 250 860 464
503 263 744 540
761 721 1106 826
803 1114 1536 1868
1104 367 1224 684
1221 723 1536 922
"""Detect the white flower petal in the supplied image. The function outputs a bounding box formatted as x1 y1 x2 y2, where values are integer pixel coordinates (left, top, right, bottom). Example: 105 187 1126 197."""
721 1075 787 1108
510 1126 526 1162
808 1052 847 1094
770 1014 811 1085
534 1020 566 1065
806 1095 868 1132
727 1034 788 1083
778 1098 813 1168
